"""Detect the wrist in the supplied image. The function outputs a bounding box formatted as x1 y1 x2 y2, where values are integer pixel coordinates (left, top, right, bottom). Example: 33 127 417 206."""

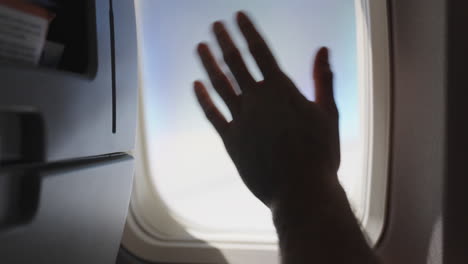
270 169 343 219
270 173 347 239
269 172 379 263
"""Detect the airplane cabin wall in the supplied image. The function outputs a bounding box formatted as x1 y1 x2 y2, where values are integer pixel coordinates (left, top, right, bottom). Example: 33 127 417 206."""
376 0 446 263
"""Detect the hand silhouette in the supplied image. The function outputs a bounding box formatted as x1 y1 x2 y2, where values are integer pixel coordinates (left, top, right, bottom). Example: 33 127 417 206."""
194 12 340 207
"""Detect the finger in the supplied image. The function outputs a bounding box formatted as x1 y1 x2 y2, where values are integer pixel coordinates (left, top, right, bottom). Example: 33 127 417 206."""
213 21 256 89
236 11 280 78
313 47 338 116
197 43 239 114
194 81 229 135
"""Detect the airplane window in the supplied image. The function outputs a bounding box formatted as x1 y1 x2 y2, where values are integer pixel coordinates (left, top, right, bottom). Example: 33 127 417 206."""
139 0 361 238
127 0 390 261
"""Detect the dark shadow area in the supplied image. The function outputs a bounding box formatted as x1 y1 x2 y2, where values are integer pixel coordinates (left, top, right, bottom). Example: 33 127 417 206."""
0 110 44 231
117 246 229 264
444 0 468 263
45 0 95 75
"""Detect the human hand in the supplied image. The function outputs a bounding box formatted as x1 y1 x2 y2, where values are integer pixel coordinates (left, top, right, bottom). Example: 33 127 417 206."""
194 12 340 207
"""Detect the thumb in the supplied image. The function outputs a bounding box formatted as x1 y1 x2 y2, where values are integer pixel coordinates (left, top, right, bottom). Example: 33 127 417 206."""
313 47 337 115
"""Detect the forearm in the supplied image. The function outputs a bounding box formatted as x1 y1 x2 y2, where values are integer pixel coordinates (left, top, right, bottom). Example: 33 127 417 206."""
271 174 380 264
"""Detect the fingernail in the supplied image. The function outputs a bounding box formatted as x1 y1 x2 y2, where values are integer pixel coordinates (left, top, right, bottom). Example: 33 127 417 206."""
194 81 203 91
213 21 223 33
318 47 330 67
236 11 248 25
197 42 207 53
321 47 329 62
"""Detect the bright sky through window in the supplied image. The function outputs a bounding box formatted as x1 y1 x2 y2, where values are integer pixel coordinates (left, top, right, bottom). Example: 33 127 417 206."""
138 0 363 240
